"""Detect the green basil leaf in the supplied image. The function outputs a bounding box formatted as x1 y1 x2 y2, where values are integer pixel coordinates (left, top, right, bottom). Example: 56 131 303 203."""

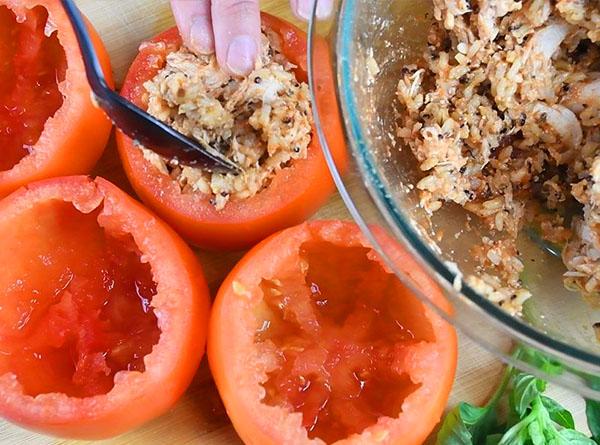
518 348 564 377
528 419 546 445
460 403 493 424
585 399 600 444
435 405 475 445
541 395 575 429
585 375 600 444
436 403 497 445
485 434 503 445
510 374 544 418
558 429 597 445
498 416 534 445
540 359 564 377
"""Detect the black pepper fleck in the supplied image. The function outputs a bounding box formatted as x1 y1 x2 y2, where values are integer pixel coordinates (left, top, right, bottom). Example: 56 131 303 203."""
442 37 452 52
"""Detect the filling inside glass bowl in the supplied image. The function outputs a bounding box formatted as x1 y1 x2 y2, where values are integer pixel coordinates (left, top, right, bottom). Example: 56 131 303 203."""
333 0 600 358
396 0 600 317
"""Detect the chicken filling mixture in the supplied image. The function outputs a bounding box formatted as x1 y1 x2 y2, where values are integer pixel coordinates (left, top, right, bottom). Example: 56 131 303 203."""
397 0 600 313
141 29 312 210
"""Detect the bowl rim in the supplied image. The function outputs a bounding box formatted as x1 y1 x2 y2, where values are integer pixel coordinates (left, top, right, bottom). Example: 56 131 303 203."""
307 0 600 381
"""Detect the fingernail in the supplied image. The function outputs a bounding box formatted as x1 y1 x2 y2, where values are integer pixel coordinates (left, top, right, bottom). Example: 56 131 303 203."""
296 0 312 20
190 17 214 54
316 0 333 19
297 0 331 21
226 35 258 75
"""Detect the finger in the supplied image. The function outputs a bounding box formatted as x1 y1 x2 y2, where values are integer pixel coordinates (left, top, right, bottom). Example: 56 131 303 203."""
170 0 214 54
293 0 334 21
211 0 261 76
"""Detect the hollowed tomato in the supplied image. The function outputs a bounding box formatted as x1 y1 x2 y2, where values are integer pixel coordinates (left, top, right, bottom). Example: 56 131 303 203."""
209 221 458 445
0 176 210 439
116 13 347 251
0 0 113 198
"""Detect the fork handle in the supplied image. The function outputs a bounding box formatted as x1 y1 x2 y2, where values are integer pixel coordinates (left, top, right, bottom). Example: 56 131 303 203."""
60 0 112 99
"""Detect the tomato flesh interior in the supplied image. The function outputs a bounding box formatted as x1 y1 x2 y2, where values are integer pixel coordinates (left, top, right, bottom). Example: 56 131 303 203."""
257 241 435 443
0 5 66 171
0 201 160 398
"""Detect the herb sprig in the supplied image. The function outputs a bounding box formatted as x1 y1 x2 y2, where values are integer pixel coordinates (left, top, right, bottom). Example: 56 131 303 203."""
586 379 600 445
435 350 599 445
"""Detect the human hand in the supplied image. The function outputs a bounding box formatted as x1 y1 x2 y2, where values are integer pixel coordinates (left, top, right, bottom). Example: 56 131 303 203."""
170 0 333 76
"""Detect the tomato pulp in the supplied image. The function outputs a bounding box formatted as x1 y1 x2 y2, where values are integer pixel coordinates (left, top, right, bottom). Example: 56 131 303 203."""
0 5 65 171
0 202 160 398
0 177 210 439
209 221 458 445
117 14 347 250
0 1 113 198
259 241 433 442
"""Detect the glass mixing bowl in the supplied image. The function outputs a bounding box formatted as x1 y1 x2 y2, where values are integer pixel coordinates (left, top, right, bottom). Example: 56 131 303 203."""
307 0 600 399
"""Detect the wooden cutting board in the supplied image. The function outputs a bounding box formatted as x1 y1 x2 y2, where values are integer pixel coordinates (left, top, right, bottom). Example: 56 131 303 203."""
0 1 589 443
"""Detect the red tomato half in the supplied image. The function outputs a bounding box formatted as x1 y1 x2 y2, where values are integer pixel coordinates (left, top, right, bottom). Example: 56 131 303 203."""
209 221 458 445
0 0 113 198
117 13 347 251
0 176 210 439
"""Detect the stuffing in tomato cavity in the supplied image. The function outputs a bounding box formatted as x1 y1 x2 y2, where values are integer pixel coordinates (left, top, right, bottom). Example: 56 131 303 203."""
0 200 160 398
0 4 66 171
141 28 313 210
254 241 435 443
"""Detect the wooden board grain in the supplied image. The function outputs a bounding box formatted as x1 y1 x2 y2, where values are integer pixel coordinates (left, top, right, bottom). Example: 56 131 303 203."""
0 1 589 444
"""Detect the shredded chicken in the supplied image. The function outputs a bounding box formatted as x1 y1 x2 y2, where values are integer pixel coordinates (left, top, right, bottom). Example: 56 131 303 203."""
397 0 600 312
141 29 312 210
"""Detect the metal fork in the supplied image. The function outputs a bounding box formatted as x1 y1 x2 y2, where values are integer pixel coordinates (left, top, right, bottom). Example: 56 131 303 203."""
60 0 241 174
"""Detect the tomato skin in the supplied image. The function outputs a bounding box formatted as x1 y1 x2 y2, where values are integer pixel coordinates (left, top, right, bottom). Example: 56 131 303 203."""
0 176 210 439
0 0 113 199
116 14 347 251
208 221 457 445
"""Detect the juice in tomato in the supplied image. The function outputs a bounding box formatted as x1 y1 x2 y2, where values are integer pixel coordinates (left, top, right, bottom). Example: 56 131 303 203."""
257 241 435 443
